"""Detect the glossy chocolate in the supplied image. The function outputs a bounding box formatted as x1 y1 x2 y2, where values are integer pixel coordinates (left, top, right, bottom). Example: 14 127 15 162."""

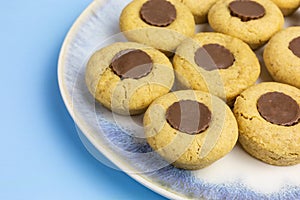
257 92 300 126
110 49 153 79
140 0 177 27
166 100 212 134
194 44 235 71
229 0 265 22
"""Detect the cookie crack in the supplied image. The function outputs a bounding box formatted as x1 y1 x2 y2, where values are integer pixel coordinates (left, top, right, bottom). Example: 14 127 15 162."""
239 112 254 120
239 94 247 101
269 155 283 161
236 111 261 122
121 84 128 109
289 153 299 156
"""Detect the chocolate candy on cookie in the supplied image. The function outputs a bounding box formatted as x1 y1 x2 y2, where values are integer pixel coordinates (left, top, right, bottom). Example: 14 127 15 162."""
208 0 284 49
144 90 238 170
85 42 174 115
120 0 195 54
264 27 300 89
173 32 260 105
234 82 300 166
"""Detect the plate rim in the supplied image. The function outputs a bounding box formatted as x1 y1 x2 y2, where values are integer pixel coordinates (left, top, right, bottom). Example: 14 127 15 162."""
57 1 187 199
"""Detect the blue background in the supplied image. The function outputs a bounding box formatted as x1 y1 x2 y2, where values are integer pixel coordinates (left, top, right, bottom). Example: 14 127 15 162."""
0 1 167 199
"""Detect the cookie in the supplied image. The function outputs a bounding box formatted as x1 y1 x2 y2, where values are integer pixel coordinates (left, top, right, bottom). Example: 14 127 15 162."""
208 0 284 49
264 27 300 89
85 42 174 115
144 90 238 170
270 0 300 16
173 32 260 106
233 82 300 166
178 0 219 24
120 0 195 54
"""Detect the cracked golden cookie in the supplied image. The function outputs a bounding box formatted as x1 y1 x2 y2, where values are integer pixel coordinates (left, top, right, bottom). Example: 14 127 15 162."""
208 0 284 49
233 82 300 166
264 27 300 89
173 32 260 106
270 0 300 16
178 0 219 24
120 0 195 54
85 42 174 115
144 90 238 170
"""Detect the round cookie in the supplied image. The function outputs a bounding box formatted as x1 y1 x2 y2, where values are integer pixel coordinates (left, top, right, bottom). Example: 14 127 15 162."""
144 90 238 170
270 0 300 16
208 0 284 49
173 32 260 106
178 0 219 24
233 82 300 166
264 27 300 89
85 42 175 115
120 0 195 54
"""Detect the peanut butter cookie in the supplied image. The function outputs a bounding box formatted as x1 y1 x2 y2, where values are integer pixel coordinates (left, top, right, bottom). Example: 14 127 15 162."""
85 42 174 115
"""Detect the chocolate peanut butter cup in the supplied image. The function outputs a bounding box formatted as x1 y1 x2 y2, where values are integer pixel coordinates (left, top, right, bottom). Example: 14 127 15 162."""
289 36 300 58
229 0 265 22
257 92 300 126
140 0 177 27
166 100 212 134
194 44 235 71
110 49 153 79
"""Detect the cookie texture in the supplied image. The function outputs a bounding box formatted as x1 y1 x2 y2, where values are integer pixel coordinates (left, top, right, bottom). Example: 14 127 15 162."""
120 0 195 53
264 27 300 89
208 0 284 49
179 0 219 24
270 0 300 16
173 32 260 105
234 82 300 166
85 42 174 115
144 90 238 170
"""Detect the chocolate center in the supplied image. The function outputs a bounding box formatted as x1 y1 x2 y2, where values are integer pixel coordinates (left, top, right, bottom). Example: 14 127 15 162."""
166 100 212 134
140 0 177 27
257 92 300 126
289 36 300 58
229 0 265 22
110 49 153 79
194 44 235 71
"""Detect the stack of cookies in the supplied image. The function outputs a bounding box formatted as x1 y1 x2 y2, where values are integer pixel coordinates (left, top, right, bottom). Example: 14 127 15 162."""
85 0 300 170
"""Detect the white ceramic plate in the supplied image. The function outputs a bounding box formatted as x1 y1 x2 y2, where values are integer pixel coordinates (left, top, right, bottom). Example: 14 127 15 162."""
58 1 300 199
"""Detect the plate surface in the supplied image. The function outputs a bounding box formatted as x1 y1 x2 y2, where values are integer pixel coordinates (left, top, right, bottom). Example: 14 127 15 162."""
58 1 300 199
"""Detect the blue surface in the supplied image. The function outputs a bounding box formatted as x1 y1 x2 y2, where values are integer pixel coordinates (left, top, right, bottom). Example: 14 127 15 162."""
0 1 167 199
